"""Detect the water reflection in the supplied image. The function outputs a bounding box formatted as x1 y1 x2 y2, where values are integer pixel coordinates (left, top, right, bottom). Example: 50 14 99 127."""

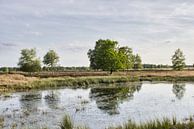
20 92 42 111
172 83 186 100
90 82 142 115
44 91 60 109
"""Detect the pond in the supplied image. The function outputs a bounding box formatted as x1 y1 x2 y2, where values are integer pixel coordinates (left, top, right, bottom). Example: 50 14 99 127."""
0 82 194 129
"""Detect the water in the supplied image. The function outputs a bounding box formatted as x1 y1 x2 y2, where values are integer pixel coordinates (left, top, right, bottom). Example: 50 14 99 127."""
0 82 194 129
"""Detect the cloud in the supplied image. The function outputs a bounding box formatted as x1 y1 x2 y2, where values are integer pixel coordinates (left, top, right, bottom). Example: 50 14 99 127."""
1 0 194 66
0 42 19 47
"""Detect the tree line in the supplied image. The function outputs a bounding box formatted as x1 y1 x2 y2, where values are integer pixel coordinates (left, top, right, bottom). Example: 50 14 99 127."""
0 39 190 72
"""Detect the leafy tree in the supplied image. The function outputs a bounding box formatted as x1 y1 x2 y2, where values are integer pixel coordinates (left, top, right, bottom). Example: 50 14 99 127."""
171 48 185 70
43 50 59 67
18 48 41 72
88 39 143 72
118 46 134 70
133 54 142 69
87 39 122 73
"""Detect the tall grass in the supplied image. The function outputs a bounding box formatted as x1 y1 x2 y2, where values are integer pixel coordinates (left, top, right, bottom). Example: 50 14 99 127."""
2 74 194 92
108 118 194 129
59 115 89 129
58 115 194 129
2 76 139 92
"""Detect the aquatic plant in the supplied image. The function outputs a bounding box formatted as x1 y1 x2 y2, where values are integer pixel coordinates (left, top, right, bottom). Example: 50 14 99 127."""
59 115 73 129
59 115 89 129
108 118 194 129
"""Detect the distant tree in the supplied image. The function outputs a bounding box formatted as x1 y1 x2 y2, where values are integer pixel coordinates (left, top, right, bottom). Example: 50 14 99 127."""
18 48 41 72
87 39 122 73
43 50 59 68
171 48 185 70
133 54 142 69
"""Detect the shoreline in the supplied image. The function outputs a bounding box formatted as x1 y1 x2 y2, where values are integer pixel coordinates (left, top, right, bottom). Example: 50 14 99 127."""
1 73 194 92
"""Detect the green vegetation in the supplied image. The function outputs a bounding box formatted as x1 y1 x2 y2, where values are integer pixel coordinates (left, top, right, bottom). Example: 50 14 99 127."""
18 48 41 72
2 76 138 92
43 50 59 68
87 39 142 73
109 118 194 129
56 115 194 129
172 48 186 70
2 74 194 92
60 115 89 129
57 115 194 129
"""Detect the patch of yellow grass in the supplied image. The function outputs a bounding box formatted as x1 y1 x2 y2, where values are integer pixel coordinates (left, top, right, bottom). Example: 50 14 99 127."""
0 74 37 85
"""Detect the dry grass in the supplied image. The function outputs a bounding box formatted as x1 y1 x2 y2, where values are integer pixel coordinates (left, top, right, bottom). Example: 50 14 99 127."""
113 70 194 77
0 74 37 85
9 71 109 78
8 70 194 78
1 70 194 92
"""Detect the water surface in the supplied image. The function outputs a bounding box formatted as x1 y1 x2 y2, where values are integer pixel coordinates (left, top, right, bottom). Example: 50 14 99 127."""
0 82 194 129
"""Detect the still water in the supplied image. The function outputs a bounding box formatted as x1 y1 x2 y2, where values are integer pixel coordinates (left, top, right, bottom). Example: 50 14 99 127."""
0 82 194 129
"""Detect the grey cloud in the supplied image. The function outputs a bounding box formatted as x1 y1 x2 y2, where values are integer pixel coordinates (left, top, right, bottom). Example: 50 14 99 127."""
1 0 194 66
0 42 19 47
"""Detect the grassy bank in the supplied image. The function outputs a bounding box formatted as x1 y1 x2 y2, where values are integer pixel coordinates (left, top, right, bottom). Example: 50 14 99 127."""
1 72 194 92
0 75 139 92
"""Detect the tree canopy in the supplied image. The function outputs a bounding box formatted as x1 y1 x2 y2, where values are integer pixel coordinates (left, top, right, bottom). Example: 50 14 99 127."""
171 48 185 70
43 50 59 67
88 39 142 72
18 48 41 72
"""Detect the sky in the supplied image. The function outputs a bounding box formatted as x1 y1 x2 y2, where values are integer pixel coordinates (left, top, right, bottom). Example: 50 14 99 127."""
0 0 194 67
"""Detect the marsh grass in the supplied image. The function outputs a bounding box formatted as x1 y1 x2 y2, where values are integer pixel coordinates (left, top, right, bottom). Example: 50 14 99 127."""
1 76 139 92
1 73 194 93
59 115 89 129
58 115 194 129
108 118 194 129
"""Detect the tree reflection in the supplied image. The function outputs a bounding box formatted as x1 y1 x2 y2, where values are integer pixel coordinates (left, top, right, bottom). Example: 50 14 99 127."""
172 83 186 100
89 82 142 115
20 92 42 111
44 91 60 109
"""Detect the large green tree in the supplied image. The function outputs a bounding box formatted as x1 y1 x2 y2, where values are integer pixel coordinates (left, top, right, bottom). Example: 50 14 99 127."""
88 39 122 73
171 48 185 70
18 48 41 72
43 50 59 67
88 39 142 72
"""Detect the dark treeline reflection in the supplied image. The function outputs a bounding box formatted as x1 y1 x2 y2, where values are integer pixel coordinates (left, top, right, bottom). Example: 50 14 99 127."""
20 92 42 111
89 82 142 115
172 83 186 100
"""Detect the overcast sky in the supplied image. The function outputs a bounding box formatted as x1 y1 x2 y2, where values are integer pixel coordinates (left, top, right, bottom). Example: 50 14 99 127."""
1 0 194 67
